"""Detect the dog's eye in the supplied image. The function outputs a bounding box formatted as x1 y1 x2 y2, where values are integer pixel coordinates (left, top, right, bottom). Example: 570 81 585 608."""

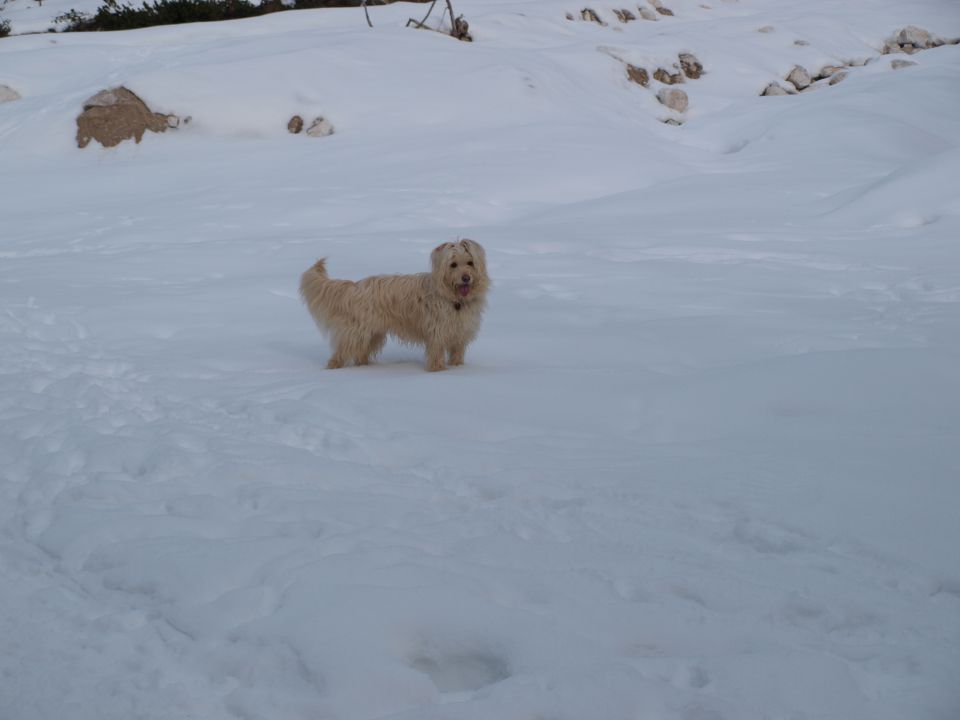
450 262 458 268
467 261 474 267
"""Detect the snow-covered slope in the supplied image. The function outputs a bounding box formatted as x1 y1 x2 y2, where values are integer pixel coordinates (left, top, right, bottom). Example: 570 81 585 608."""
2 2 959 719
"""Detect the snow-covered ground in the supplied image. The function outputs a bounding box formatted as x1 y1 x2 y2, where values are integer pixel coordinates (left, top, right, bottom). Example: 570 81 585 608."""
2 1 960 718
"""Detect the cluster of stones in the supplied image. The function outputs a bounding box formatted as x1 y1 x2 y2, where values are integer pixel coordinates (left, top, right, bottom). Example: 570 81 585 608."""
625 52 703 122
568 2 674 25
75 87 184 149
882 25 957 55
287 115 335 137
760 63 850 96
760 26 958 98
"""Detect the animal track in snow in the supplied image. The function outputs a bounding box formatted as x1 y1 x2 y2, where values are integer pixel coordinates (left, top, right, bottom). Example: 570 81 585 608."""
408 649 511 693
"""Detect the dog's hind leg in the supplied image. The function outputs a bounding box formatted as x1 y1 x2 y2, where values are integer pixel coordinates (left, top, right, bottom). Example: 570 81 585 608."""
356 333 386 366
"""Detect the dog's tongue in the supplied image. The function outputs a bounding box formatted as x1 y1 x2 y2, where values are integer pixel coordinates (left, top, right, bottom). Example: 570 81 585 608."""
458 285 471 297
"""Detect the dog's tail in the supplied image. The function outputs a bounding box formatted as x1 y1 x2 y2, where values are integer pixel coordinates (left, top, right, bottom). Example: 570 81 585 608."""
300 258 339 332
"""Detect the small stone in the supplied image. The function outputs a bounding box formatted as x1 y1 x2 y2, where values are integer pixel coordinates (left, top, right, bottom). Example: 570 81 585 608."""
653 67 684 85
288 115 304 134
757 25 774 33
828 71 848 86
678 52 703 79
565 12 574 20
0 84 21 103
613 9 635 22
661 117 683 125
580 8 605 25
657 87 688 113
638 7 658 21
305 116 334 137
793 39 809 47
815 65 845 80
785 65 812 90
890 59 917 70
760 82 790 97
626 64 649 87
655 6 674 16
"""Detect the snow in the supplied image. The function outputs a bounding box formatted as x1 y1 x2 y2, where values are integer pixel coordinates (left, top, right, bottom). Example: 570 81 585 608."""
2 1 960 718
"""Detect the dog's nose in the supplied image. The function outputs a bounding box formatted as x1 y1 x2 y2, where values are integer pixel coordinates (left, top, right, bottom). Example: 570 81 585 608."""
461 274 471 283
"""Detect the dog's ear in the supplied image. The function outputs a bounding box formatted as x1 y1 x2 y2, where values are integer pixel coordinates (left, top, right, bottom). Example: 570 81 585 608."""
460 239 486 269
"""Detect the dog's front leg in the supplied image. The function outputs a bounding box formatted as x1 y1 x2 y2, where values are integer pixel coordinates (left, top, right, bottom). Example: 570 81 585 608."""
447 343 465 366
426 339 447 372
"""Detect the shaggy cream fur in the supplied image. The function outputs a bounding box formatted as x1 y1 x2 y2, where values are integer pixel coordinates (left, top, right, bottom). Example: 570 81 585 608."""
300 239 489 371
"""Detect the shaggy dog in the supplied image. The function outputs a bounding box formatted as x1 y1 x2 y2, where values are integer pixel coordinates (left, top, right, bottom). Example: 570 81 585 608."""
300 239 489 371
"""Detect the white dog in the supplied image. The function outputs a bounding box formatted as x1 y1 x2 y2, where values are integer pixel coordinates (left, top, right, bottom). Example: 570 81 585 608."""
300 239 489 371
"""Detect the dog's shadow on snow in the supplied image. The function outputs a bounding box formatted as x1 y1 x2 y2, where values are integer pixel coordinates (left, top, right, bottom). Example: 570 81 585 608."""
278 341 441 374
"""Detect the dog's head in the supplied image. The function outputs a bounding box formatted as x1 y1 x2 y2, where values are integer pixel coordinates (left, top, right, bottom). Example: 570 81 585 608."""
430 239 489 303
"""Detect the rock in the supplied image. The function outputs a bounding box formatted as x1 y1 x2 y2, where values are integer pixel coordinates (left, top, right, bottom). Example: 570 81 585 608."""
793 39 809 47
661 117 683 126
828 71 848 86
638 7 658 21
890 59 917 70
757 25 774 33
580 8 605 25
649 0 674 16
305 116 334 137
626 64 649 87
657 87 688 113
653 67 684 85
565 12 574 20
0 84 21 103
760 82 790 97
613 9 635 22
785 65 812 90
76 86 177 149
815 65 845 80
678 52 703 79
288 115 304 134
896 26 932 48
885 26 937 54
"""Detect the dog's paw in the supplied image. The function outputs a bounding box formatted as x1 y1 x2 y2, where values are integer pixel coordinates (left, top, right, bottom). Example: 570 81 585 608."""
427 362 447 372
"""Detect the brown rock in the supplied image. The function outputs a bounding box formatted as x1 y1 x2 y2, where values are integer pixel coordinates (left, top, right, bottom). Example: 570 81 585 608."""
653 67 684 85
76 87 176 149
828 71 848 86
757 25 774 33
678 53 703 79
613 9 635 23
626 64 649 87
288 115 304 134
580 8 605 25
